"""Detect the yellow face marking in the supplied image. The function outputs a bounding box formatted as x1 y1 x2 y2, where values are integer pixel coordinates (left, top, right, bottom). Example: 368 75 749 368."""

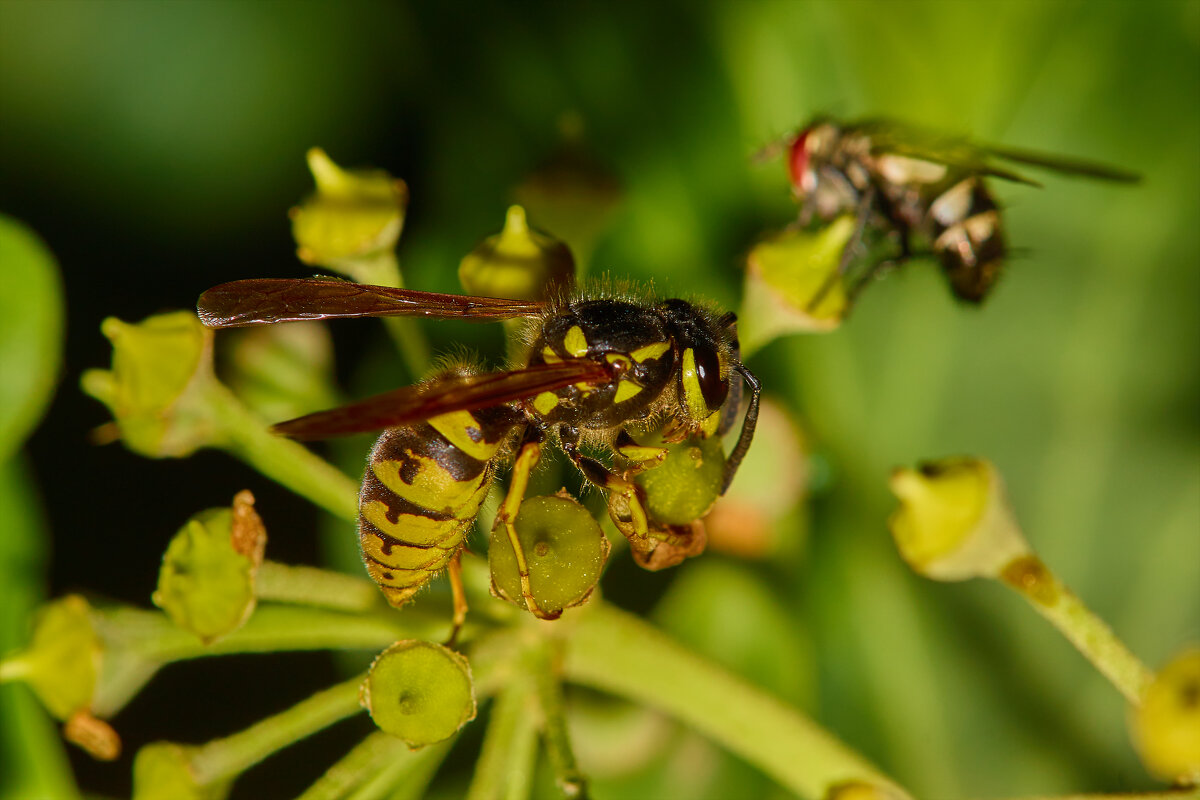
541 346 562 364
427 411 503 462
617 442 667 462
680 348 708 421
630 341 671 363
372 455 486 516
614 380 643 403
533 391 559 415
563 325 589 357
701 410 721 438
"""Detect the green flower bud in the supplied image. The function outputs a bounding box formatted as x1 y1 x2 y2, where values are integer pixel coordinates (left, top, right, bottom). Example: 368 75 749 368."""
290 148 408 269
633 433 726 526
490 494 609 617
824 780 910 800
2 595 101 720
1131 647 1200 783
132 742 229 800
739 217 857 354
362 640 475 748
81 311 221 458
153 491 266 643
888 457 1030 581
221 321 337 424
459 205 575 301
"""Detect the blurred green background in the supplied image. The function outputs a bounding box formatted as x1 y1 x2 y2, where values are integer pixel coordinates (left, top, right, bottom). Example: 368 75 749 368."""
1 1 1197 798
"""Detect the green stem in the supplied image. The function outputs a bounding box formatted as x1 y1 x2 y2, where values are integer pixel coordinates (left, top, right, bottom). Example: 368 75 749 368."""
99 605 415 663
295 731 407 800
560 603 909 800
530 640 587 799
339 250 431 378
467 678 539 800
188 675 364 785
256 561 381 613
206 382 359 520
347 736 455 800
999 555 1155 705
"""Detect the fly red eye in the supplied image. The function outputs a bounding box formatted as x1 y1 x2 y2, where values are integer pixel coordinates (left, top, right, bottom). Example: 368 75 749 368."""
787 129 811 194
694 346 728 411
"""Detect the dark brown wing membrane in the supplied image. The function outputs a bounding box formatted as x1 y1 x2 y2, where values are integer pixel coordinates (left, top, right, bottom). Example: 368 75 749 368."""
272 360 612 440
197 278 546 328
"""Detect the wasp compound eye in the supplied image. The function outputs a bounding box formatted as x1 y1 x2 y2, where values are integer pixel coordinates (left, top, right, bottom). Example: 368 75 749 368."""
694 345 728 411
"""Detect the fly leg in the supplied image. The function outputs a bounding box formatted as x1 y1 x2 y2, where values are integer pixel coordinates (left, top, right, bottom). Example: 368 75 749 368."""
559 425 651 539
494 426 554 619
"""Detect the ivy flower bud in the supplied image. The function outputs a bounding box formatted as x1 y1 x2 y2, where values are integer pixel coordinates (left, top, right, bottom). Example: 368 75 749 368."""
739 217 857 354
290 148 408 270
81 311 220 458
153 491 267 643
887 457 1030 581
459 205 576 301
2 595 100 720
1130 647 1200 783
132 742 224 800
824 780 910 800
362 640 475 748
490 494 609 617
222 321 337 424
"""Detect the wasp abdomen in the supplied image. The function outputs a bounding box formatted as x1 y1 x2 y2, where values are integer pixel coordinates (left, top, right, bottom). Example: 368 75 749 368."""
358 409 514 607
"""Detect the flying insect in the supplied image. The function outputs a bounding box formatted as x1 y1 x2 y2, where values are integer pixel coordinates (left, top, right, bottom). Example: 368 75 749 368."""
767 117 1139 304
197 278 760 627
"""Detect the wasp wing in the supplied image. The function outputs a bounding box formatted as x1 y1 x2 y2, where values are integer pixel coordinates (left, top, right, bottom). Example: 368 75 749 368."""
197 278 546 328
272 360 611 440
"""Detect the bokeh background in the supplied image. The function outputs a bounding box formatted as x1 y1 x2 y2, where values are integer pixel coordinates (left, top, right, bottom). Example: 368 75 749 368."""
1 1 1197 798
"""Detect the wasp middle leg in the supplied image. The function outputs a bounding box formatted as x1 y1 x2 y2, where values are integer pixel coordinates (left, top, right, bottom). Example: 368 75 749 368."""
558 424 652 540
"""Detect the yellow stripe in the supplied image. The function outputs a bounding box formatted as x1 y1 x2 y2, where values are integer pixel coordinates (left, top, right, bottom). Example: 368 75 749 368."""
533 391 559 414
361 532 456 570
372 455 487 515
427 410 502 462
541 346 562 364
361 500 466 547
630 341 670 362
614 380 643 403
681 348 707 421
564 325 589 357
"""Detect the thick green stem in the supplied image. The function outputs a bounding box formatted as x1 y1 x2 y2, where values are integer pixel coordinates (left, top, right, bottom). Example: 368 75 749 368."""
256 561 380 613
340 250 431 378
206 382 359 520
531 640 587 799
560 603 909 800
467 678 539 800
187 675 364 785
296 732 408 800
999 555 1155 705
348 736 455 800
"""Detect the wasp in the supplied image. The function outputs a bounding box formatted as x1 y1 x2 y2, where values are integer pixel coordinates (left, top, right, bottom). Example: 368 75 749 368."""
768 117 1138 304
197 278 760 627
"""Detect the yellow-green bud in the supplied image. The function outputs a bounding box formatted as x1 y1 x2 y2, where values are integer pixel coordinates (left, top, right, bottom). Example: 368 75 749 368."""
290 148 408 269
458 205 575 301
739 217 856 353
1131 647 1200 783
222 321 337 424
490 494 609 617
888 457 1030 581
633 433 725 526
132 742 229 800
153 491 266 643
3 595 100 720
81 311 220 458
362 640 475 748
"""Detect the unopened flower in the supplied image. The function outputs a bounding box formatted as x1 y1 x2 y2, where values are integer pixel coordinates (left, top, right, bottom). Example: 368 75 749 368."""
888 457 1030 581
459 205 575 301
1131 647 1200 783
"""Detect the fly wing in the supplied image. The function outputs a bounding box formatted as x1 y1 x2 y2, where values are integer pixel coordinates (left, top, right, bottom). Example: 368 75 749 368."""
197 278 546 328
272 360 611 440
982 143 1140 183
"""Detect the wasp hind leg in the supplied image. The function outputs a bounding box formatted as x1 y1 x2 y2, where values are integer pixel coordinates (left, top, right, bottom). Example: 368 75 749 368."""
495 427 557 620
444 550 468 648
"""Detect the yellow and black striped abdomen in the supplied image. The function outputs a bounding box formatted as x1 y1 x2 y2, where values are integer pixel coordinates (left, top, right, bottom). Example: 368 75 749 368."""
358 409 513 607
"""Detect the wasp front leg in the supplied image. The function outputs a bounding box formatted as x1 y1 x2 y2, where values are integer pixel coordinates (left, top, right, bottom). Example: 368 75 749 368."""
493 426 555 619
559 425 652 539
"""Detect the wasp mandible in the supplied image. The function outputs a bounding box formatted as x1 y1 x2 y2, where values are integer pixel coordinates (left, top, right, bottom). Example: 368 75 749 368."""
197 278 760 627
767 117 1139 305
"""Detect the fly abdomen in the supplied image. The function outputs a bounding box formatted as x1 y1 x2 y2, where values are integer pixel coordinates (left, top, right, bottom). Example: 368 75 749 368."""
358 408 516 607
928 176 1006 302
